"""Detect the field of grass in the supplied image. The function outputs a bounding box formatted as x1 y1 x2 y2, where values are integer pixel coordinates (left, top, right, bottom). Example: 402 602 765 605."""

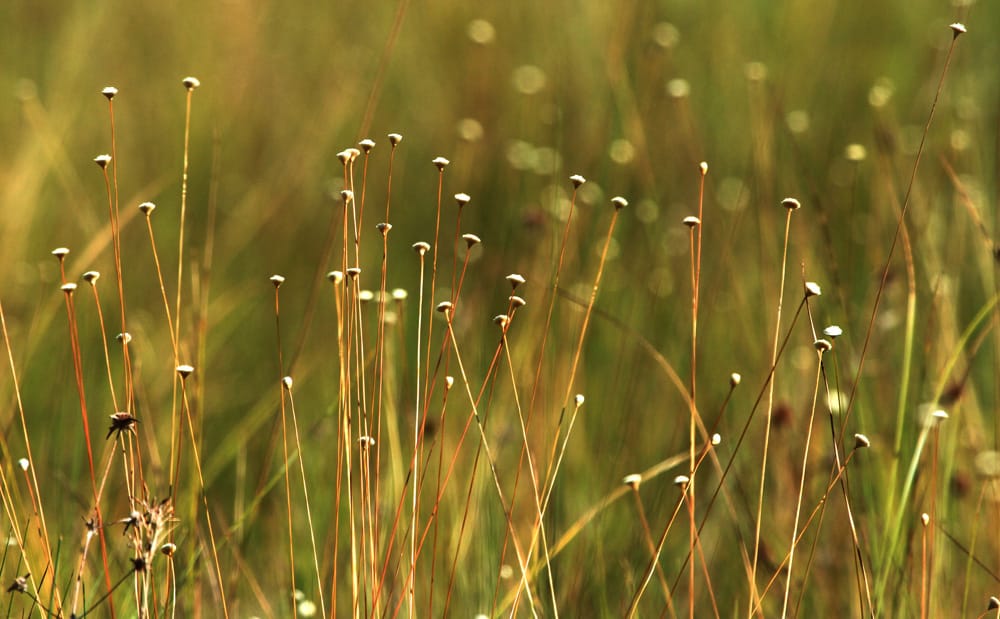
1 0 999 617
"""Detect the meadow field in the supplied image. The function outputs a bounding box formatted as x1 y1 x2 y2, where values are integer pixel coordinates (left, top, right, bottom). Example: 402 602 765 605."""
1 0 998 616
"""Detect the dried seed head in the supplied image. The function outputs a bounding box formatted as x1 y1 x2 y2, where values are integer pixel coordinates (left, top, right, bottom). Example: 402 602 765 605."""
988 596 1000 610
182 76 201 90
17 458 29 471
804 281 822 297
359 290 375 303
160 543 177 557
682 216 701 227
340 189 354 204
117 332 132 345
392 288 408 301
359 138 375 153
376 222 392 235
282 376 293 390
814 338 833 353
506 273 526 289
346 267 361 278
711 433 722 445
358 436 376 448
388 133 403 146
270 275 285 287
445 376 455 390
949 23 966 36
176 364 195 378
102 86 118 99
436 301 454 314
52 247 70 259
139 201 156 215
509 295 526 308
730 373 742 387
107 412 138 440
413 241 431 255
673 475 690 488
623 473 642 489
462 234 481 248
326 271 344 284
61 283 77 293
823 325 843 339
781 197 801 210
932 409 949 422
853 433 871 449
6 575 29 594
574 394 585 407
433 156 450 170
336 150 352 165
611 196 628 210
493 314 509 328
920 513 930 527
94 154 112 168
347 148 361 160
454 193 471 207
570 174 586 188
699 161 708 175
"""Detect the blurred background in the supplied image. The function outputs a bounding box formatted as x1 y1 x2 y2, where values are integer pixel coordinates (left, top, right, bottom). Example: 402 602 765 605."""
1 0 998 616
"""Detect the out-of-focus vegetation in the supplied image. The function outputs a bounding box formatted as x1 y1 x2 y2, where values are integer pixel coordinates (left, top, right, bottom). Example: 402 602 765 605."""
0 0 998 616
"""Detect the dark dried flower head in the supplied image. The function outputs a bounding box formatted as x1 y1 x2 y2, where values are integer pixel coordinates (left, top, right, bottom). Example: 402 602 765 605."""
107 412 139 440
6 574 29 594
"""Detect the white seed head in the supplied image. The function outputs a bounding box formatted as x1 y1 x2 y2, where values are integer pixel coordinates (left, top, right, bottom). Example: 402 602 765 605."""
336 150 352 164
682 215 701 227
814 338 833 353
326 271 344 284
139 201 156 215
711 433 722 445
845 143 868 162
82 271 100 284
61 283 77 293
358 436 376 448
340 189 354 204
52 247 70 258
570 174 586 188
347 148 361 160
269 274 285 287
161 542 177 557
116 332 132 345
391 288 408 301
949 23 966 36
454 193 471 207
493 314 509 327
781 197 801 210
699 161 708 175
730 373 742 387
509 295 526 308
623 473 642 489
611 196 628 210
506 273 526 289
102 86 118 99
988 596 1000 610
673 475 690 488
574 394 585 407
359 138 375 152
176 364 195 378
920 513 930 527
282 376 293 390
182 76 201 90
853 433 871 449
376 222 392 235
413 241 431 255
804 281 822 297
358 290 375 303
17 458 29 471
462 234 481 248
436 301 454 314
388 133 403 146
445 375 455 390
346 267 361 278
433 156 450 170
932 409 949 422
823 325 843 339
94 154 112 168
